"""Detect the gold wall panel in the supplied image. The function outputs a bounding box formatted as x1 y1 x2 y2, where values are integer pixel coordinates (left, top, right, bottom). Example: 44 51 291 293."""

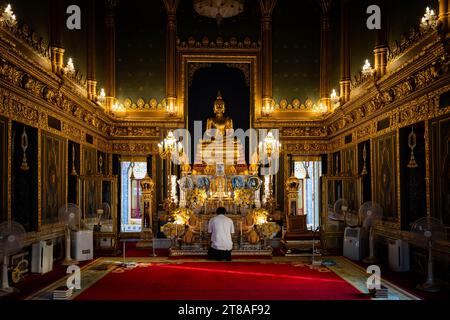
373 133 398 221
41 131 67 225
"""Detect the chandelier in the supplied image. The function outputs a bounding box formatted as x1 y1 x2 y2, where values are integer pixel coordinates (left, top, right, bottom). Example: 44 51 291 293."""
362 59 374 77
98 88 106 105
330 89 340 108
259 131 281 160
193 0 244 25
0 4 16 27
420 7 437 31
65 58 76 76
158 131 183 160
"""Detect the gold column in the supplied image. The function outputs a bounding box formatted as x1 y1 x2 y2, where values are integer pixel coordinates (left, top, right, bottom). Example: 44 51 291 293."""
37 129 42 231
424 121 431 217
374 0 388 77
319 0 332 111
105 0 117 113
164 0 180 115
395 129 401 225
87 0 97 101
7 119 11 222
439 0 450 34
259 0 277 114
50 0 64 73
339 0 351 103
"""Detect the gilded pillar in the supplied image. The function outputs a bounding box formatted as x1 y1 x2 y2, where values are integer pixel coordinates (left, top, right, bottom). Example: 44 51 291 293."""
339 0 351 103
50 0 64 74
424 121 431 217
7 119 11 222
439 0 450 35
259 0 277 112
105 0 117 113
374 0 388 77
164 0 180 113
87 0 97 101
319 0 332 111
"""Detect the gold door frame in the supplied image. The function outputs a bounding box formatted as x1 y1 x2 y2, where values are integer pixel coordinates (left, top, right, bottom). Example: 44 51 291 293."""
320 176 363 228
177 51 260 130
77 175 118 234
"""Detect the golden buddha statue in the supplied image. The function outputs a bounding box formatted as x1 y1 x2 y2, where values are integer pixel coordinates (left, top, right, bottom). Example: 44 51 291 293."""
206 91 234 138
195 91 246 165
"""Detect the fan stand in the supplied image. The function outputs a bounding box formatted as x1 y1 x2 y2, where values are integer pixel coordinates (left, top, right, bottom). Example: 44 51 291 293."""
417 240 440 293
61 227 78 266
363 227 378 264
1 255 19 294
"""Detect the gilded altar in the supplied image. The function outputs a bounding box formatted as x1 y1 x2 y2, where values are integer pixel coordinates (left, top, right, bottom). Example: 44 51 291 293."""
163 93 280 256
177 92 263 215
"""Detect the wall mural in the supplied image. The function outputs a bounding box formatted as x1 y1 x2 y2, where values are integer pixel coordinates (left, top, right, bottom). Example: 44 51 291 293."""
374 133 397 221
41 132 66 225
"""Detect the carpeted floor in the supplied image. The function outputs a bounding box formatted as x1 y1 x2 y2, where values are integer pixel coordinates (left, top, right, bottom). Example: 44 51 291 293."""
20 256 426 301
75 261 368 300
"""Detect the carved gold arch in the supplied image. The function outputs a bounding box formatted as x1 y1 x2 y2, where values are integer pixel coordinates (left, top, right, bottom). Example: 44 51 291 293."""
176 51 261 129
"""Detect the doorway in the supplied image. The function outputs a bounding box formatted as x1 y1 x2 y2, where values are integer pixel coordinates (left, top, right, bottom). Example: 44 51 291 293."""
120 160 148 233
293 160 322 231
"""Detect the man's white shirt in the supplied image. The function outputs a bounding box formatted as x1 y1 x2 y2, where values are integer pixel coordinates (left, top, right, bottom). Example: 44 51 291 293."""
208 214 235 251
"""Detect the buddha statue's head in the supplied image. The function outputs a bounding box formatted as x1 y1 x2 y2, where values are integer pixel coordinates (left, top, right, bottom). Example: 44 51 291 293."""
213 91 225 118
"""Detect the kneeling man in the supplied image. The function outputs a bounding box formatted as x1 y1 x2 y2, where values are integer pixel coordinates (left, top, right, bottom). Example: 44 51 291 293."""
208 207 235 261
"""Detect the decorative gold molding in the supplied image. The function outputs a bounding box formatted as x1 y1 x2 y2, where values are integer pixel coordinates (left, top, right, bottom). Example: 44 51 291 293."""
112 141 158 155
388 26 437 63
188 63 212 87
283 142 328 154
177 36 260 50
121 97 168 111
110 126 160 138
274 97 321 112
282 126 328 138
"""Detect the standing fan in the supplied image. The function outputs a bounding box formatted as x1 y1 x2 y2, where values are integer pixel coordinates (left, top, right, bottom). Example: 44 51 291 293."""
58 204 81 266
0 221 26 294
411 217 446 292
359 202 383 264
329 199 349 222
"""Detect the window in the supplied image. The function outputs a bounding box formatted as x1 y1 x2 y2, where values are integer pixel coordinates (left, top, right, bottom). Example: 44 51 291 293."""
294 161 322 231
120 161 147 233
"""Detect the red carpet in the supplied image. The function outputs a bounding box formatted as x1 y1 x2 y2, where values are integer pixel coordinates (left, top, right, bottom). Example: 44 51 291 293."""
76 262 368 300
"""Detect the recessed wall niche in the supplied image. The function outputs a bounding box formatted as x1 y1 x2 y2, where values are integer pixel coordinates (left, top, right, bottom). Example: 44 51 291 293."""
400 122 426 230
12 122 38 231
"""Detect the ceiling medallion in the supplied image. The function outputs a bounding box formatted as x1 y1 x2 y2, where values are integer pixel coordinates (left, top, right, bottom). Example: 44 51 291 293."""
193 0 244 25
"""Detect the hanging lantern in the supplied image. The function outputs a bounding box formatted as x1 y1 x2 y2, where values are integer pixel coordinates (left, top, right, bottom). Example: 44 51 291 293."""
407 128 418 169
20 127 29 171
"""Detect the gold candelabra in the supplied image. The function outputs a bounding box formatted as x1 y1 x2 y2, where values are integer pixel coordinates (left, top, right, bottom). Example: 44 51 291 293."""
259 131 281 213
158 131 183 209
